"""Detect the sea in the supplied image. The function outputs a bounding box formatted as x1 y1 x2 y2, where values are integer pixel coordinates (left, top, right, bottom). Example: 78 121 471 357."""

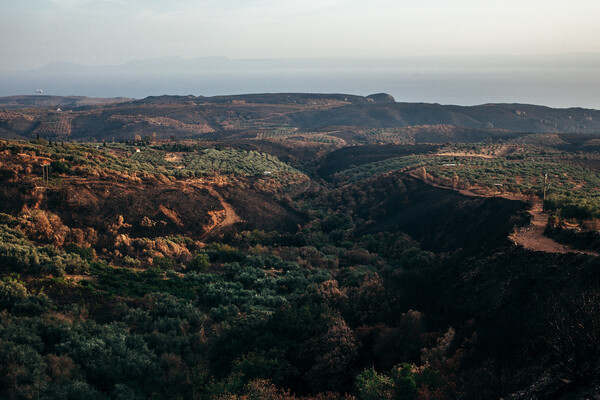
1 67 599 109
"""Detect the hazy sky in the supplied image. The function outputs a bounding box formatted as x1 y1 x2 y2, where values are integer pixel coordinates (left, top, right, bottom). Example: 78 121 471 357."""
2 0 600 70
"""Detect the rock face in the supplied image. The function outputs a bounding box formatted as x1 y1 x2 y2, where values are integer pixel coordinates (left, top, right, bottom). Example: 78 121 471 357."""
366 93 396 103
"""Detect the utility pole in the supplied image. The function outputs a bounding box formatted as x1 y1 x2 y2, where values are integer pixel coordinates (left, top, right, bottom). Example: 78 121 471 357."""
542 173 548 211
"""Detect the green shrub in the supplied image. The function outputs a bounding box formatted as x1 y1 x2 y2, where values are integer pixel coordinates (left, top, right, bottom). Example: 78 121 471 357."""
0 279 52 316
122 256 141 268
188 253 210 272
153 257 174 271
205 243 246 263
65 244 95 262
50 160 70 174
355 367 394 400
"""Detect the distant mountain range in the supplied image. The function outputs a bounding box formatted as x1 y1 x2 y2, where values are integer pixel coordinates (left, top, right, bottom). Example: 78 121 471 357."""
25 53 600 75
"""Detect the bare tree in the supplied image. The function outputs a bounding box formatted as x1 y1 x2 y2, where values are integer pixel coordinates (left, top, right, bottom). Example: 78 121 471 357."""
542 289 600 385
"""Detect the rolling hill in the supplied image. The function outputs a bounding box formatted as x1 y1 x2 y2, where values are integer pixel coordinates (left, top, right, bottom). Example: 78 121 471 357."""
2 94 600 143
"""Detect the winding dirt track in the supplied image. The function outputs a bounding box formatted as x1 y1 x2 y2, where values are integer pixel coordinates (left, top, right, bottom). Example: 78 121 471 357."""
407 168 598 256
183 183 243 241
204 187 242 232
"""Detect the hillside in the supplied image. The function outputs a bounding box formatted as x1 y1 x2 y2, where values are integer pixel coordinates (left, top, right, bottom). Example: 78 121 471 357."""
0 95 132 109
2 94 600 144
1 96 600 399
279 102 600 132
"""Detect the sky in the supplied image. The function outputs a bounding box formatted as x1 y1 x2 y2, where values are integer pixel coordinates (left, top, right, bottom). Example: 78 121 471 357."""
2 0 600 71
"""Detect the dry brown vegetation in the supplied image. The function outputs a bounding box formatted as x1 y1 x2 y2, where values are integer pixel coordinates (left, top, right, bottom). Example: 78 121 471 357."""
0 144 306 269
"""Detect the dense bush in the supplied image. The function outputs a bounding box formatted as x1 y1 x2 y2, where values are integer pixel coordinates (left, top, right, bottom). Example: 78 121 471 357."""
0 223 89 276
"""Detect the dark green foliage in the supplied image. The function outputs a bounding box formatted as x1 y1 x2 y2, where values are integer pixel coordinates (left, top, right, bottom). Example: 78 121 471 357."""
321 214 352 233
0 314 161 398
231 349 297 386
206 292 358 394
0 339 48 398
355 363 443 400
205 243 246 263
90 264 199 299
355 367 393 400
50 160 70 174
0 279 51 316
189 253 210 272
545 196 600 219
54 322 160 392
65 244 96 262
42 381 108 400
0 223 89 276
153 256 175 270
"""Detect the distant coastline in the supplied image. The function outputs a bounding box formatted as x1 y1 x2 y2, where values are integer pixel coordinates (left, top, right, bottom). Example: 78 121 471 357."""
1 66 600 109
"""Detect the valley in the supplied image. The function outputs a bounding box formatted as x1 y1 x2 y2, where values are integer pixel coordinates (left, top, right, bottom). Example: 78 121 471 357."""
0 94 599 399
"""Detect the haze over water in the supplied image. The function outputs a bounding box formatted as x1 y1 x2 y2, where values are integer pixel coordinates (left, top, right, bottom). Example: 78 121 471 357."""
2 67 599 109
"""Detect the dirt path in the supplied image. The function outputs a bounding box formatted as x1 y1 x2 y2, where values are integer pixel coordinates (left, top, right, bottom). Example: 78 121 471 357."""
205 187 242 230
508 201 573 254
407 168 599 256
193 185 243 241
509 202 599 256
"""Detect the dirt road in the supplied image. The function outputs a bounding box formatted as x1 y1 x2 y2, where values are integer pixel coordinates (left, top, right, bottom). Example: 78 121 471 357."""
509 201 572 253
407 168 598 256
191 185 243 241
